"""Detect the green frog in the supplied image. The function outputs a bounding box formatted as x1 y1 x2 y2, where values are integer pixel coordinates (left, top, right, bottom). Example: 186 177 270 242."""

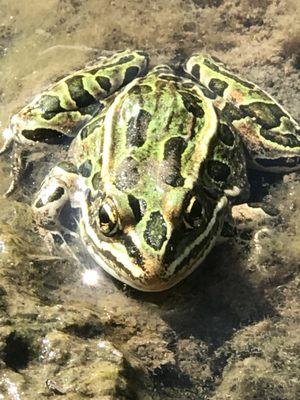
1 50 299 291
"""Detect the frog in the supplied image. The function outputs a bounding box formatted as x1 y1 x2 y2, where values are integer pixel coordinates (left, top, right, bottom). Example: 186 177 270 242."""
1 50 299 291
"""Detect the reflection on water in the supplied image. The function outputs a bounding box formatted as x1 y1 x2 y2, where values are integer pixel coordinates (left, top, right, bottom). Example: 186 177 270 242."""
82 268 100 286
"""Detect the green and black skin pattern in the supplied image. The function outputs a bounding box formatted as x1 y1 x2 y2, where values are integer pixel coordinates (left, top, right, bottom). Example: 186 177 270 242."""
1 50 299 291
4 50 149 148
185 54 300 171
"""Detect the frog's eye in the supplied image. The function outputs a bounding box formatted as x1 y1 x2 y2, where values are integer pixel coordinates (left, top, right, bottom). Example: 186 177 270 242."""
183 196 205 229
98 199 119 236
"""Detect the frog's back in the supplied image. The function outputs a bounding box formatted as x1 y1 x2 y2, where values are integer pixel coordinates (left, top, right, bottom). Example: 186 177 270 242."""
100 70 218 201
73 69 249 206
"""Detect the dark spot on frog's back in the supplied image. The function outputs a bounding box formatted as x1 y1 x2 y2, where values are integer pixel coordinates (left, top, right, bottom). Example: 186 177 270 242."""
80 126 89 140
182 82 195 89
128 84 152 97
260 129 300 148
80 117 102 140
128 194 147 223
239 102 285 129
128 85 142 96
78 160 92 177
221 103 244 123
191 64 200 80
127 109 152 147
208 78 228 96
58 161 78 174
22 129 69 144
38 95 66 120
66 75 95 108
117 55 135 64
80 102 104 116
123 66 140 86
180 91 204 118
144 211 167 251
140 84 152 93
163 136 187 187
164 174 184 187
164 136 187 159
89 55 136 75
203 58 220 73
96 76 112 92
219 123 235 147
34 199 44 208
35 187 65 209
203 58 255 89
115 157 140 190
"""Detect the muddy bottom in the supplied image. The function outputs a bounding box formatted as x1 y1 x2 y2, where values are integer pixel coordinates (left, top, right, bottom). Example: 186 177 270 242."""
0 1 299 399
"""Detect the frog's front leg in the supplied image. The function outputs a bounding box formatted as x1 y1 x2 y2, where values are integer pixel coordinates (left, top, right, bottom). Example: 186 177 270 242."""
33 162 81 233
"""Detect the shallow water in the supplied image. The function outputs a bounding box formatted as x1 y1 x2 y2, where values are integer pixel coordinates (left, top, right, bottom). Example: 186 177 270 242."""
0 1 299 399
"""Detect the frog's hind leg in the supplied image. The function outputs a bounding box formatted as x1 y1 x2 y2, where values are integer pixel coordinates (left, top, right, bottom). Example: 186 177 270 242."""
185 54 300 173
2 50 149 195
7 50 149 145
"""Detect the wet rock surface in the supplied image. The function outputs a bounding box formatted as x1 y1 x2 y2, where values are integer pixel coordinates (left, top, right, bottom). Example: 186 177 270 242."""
0 0 299 399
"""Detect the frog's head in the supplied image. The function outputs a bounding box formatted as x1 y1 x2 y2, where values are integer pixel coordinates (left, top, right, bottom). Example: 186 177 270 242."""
79 73 233 291
81 184 227 291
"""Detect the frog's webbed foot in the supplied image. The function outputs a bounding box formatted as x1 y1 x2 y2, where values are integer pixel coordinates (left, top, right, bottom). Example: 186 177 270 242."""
217 203 278 249
35 222 81 266
229 202 279 248
37 223 80 258
36 218 79 240
33 164 83 261
33 163 80 232
231 202 279 232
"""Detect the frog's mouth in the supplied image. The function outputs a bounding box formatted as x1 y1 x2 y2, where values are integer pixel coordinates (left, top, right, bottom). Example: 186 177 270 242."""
78 191 228 291
78 217 219 292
